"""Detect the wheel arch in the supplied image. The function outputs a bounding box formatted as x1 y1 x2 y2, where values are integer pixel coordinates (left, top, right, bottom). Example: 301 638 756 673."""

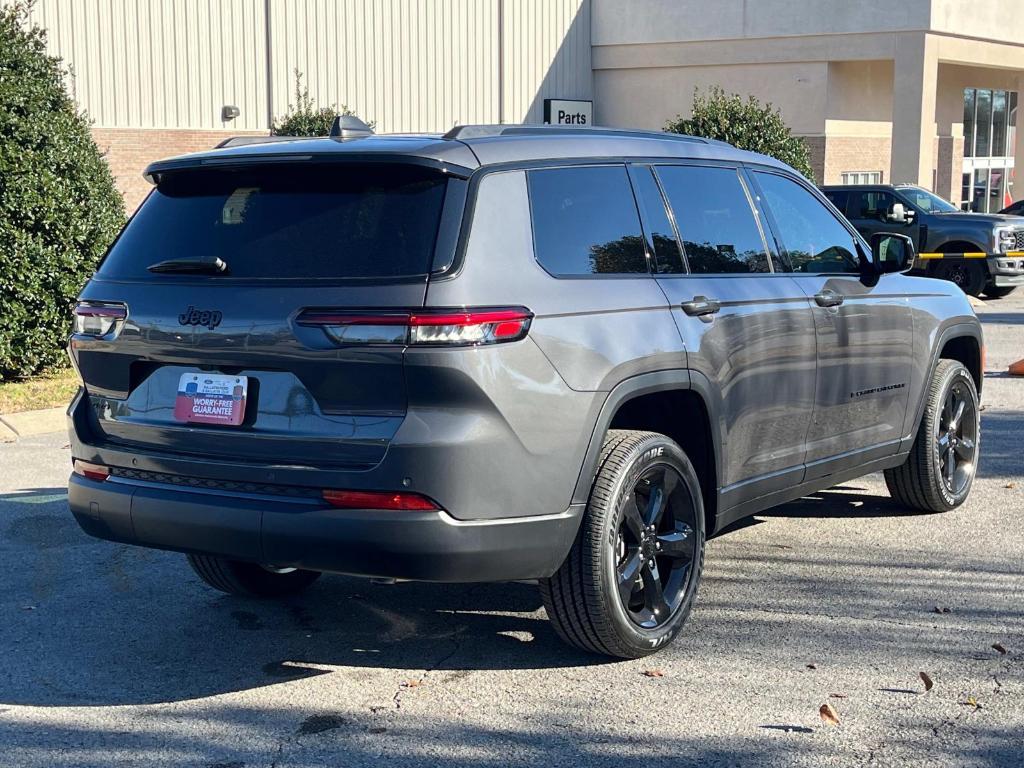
572 371 722 537
903 321 984 452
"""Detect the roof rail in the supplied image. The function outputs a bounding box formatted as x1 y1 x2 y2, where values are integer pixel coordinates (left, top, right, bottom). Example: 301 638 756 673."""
442 124 709 144
214 135 306 149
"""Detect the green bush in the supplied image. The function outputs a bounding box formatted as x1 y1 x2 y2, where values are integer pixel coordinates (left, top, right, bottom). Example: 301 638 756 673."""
272 70 362 137
665 86 815 180
0 1 125 379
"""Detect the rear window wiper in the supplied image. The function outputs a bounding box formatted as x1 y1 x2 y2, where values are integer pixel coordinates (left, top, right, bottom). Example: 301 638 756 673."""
147 256 228 275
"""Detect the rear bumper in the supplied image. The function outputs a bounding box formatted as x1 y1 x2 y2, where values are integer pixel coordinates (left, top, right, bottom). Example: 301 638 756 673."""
68 472 582 582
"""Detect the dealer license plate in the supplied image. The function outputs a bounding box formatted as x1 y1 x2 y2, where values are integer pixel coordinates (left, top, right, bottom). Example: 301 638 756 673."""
173 373 248 426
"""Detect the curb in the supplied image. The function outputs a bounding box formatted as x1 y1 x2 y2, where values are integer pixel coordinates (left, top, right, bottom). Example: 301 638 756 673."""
0 406 67 442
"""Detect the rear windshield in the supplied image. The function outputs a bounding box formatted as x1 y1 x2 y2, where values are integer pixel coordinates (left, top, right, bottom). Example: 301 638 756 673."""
99 163 449 280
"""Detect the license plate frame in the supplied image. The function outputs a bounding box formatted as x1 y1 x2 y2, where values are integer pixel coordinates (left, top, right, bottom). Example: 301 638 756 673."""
173 372 249 426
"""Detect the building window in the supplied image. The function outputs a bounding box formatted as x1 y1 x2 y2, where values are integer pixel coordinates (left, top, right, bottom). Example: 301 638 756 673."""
962 88 1017 212
840 171 882 185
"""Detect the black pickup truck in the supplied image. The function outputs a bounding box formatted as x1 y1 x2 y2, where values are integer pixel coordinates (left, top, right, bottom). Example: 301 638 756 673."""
822 183 1024 297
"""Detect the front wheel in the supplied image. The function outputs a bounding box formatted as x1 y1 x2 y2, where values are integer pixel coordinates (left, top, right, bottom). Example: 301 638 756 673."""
934 260 987 297
187 554 321 597
540 430 705 658
884 359 980 512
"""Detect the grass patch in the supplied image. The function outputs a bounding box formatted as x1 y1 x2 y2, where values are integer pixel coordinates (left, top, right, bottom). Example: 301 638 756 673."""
0 368 81 414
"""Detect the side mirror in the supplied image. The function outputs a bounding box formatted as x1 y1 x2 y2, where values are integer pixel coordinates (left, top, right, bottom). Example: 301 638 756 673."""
886 202 914 225
869 232 914 274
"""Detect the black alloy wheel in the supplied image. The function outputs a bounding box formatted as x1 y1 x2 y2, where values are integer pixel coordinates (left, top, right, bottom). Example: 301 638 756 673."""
885 359 980 512
614 464 698 628
540 430 706 659
935 376 978 496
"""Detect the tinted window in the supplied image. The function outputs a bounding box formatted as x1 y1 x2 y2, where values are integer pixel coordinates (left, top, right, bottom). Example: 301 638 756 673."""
822 190 848 213
629 166 684 274
755 172 860 274
655 165 770 274
849 190 896 220
897 186 958 213
100 164 449 280
527 166 648 276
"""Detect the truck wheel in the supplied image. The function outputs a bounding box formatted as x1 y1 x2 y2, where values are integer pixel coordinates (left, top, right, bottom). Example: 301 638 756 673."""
982 284 1016 299
540 430 705 658
935 261 987 297
884 360 980 512
187 554 321 597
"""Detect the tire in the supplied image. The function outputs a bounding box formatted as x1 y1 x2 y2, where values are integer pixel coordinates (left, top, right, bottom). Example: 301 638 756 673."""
982 284 1016 299
884 360 980 512
187 554 321 598
540 430 706 659
934 260 987 297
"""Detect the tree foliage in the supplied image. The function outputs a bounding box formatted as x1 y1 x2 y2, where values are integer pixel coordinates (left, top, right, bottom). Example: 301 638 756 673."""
0 1 125 378
665 87 815 180
272 70 362 137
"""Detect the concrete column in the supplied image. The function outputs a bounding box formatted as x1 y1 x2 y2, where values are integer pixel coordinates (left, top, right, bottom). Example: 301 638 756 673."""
891 33 939 188
1014 74 1024 202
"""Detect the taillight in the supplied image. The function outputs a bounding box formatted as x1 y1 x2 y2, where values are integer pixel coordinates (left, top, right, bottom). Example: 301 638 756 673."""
73 302 127 337
297 307 532 347
73 460 110 482
322 489 439 511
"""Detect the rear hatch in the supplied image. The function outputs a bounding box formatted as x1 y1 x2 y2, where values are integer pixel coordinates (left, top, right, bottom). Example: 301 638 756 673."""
73 160 462 470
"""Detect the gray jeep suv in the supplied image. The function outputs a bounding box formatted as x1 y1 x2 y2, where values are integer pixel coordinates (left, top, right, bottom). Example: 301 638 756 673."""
68 124 983 659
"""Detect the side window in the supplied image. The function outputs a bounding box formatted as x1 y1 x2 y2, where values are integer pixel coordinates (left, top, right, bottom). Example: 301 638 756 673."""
655 165 770 274
628 166 685 274
527 165 648 276
849 190 896 221
822 190 849 215
754 172 860 275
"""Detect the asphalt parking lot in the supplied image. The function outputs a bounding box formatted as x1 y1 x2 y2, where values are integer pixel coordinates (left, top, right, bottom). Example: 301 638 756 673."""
1 294 1021 768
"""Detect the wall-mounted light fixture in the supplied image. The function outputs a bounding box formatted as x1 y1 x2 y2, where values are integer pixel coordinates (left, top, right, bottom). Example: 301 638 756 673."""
221 105 241 121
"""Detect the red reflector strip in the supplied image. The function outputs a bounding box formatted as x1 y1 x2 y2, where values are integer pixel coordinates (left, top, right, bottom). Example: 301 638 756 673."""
322 489 438 511
73 460 110 482
74 304 127 319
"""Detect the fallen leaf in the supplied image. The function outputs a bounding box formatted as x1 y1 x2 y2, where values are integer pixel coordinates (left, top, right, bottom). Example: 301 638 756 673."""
830 693 848 699
933 606 952 614
1005 482 1017 489
819 703 841 726
992 643 1008 655
806 663 817 670
402 679 423 688
963 695 981 709
920 672 934 692
642 669 665 678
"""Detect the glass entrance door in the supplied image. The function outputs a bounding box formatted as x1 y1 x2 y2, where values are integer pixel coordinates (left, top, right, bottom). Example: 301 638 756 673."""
962 89 1017 212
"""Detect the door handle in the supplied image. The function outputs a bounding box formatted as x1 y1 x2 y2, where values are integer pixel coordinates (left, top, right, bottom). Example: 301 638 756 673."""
814 290 844 308
680 296 721 317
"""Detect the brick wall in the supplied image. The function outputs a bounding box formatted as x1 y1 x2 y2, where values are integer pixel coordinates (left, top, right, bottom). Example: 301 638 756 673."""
820 136 892 185
91 128 267 212
803 136 826 183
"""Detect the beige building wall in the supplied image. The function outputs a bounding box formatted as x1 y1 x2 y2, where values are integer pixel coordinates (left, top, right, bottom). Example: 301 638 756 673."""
593 0 1024 196
595 61 828 136
25 0 269 131
19 0 592 209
